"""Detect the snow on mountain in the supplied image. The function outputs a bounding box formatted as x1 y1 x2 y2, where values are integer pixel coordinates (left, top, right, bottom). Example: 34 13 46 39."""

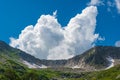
72 65 80 69
23 60 47 68
106 56 114 69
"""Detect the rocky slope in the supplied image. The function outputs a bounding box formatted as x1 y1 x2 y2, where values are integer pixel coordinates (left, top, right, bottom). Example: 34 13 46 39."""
65 46 120 71
40 46 120 71
0 41 46 68
0 40 120 71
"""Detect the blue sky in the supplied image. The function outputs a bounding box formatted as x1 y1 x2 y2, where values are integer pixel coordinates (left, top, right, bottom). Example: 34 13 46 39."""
1 0 120 59
0 0 120 46
0 0 86 42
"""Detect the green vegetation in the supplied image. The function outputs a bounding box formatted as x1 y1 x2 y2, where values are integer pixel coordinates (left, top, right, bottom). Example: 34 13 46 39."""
0 41 120 80
63 65 120 80
0 58 120 80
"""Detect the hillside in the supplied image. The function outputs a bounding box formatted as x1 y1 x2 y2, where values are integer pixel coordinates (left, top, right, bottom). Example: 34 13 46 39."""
0 40 49 68
66 46 120 71
40 46 120 71
0 40 120 79
1 41 120 70
0 58 120 80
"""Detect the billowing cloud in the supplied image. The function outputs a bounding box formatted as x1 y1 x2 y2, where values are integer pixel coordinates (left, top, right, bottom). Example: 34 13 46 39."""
115 41 120 47
88 0 104 6
10 6 99 60
115 0 120 13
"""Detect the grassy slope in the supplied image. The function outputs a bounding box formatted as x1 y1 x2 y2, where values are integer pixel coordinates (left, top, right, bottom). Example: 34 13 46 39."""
0 58 120 80
64 65 120 80
0 50 120 80
0 41 120 80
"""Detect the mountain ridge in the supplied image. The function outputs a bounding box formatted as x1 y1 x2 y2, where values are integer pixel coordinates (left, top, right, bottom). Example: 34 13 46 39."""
0 40 120 71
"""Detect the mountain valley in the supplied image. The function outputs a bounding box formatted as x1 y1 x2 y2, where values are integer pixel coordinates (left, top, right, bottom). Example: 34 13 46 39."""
0 40 120 80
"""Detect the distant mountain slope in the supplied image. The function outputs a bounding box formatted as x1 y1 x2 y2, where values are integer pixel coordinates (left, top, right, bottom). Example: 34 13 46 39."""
0 41 67 68
41 46 120 71
1 40 120 80
0 40 120 71
0 40 47 68
66 46 120 71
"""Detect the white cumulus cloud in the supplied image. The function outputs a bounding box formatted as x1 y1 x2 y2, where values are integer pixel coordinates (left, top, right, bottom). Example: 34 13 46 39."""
10 6 99 60
115 0 120 13
115 41 120 47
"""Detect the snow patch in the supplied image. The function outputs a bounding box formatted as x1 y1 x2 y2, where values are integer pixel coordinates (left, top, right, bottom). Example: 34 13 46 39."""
106 56 114 69
72 65 80 69
23 60 47 68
